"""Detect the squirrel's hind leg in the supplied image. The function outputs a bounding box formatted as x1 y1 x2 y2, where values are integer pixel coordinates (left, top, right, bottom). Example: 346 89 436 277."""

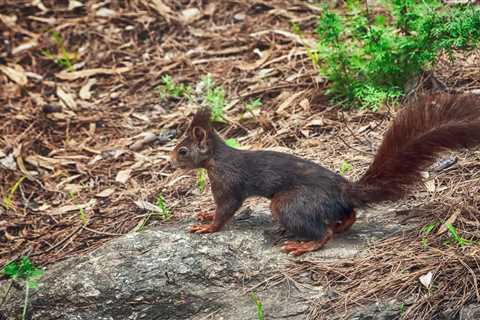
333 210 356 233
271 188 349 256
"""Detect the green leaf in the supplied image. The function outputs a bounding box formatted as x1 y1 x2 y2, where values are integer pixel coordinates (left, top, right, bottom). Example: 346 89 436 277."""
3 261 19 278
225 138 241 149
339 161 353 176
421 222 437 235
27 279 40 289
446 223 469 247
197 169 207 193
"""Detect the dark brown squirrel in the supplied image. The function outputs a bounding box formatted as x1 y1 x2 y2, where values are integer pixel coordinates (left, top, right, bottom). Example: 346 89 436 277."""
170 93 480 256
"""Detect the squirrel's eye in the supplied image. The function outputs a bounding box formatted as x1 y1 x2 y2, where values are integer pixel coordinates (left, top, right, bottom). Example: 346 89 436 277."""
178 147 189 157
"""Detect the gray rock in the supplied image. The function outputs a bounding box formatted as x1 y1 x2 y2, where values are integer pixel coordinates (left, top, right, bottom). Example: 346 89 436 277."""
459 304 480 320
0 207 397 320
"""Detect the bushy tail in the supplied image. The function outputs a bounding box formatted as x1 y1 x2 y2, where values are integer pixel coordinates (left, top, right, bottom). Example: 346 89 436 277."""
347 93 480 206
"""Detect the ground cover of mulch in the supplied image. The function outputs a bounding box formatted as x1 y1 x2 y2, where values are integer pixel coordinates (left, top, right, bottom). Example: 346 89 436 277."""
1 1 480 319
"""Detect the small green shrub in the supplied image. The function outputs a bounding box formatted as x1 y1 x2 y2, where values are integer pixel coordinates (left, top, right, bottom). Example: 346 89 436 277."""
339 160 353 176
250 292 264 320
242 98 263 119
155 194 173 220
200 74 227 123
2 176 26 209
311 0 480 110
41 31 77 70
2 257 44 320
446 223 470 247
158 75 193 100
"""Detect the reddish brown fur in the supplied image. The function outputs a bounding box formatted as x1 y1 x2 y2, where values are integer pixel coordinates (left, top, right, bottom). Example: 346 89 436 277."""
348 93 480 206
333 211 356 233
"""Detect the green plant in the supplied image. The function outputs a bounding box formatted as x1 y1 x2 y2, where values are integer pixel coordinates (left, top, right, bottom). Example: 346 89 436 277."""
250 292 264 320
158 74 192 100
420 221 438 247
399 302 406 315
134 194 173 232
312 0 480 110
79 207 88 225
2 176 26 209
41 30 77 70
242 98 263 119
339 160 353 176
197 168 207 193
446 223 470 247
1 257 44 320
155 194 173 220
67 191 89 225
200 74 227 123
225 138 241 149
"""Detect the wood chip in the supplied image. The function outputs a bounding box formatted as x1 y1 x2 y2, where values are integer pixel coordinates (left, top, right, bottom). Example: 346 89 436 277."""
276 91 305 113
96 188 115 198
79 78 97 100
56 87 78 110
436 209 461 235
55 200 97 215
0 64 28 86
115 169 132 184
236 49 272 71
56 66 131 81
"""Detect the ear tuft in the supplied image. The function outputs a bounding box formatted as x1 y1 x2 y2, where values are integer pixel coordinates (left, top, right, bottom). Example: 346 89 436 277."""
190 107 211 129
192 126 207 143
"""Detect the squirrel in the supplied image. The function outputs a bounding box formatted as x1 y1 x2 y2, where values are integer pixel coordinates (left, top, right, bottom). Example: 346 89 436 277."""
170 93 480 256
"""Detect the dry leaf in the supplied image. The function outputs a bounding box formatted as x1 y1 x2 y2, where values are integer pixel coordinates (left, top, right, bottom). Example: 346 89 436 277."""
96 188 115 198
68 0 83 10
0 153 16 170
149 0 174 21
424 179 436 193
305 119 325 127
96 7 116 17
63 184 83 193
12 40 38 55
236 49 272 71
0 65 28 86
134 200 162 213
436 209 461 235
56 67 131 81
419 271 433 289
79 78 97 100
276 91 304 113
181 8 201 23
116 169 132 184
56 87 77 110
129 132 158 151
55 200 97 215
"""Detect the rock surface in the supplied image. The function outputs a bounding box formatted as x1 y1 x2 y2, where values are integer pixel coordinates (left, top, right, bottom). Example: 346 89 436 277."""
1 207 398 320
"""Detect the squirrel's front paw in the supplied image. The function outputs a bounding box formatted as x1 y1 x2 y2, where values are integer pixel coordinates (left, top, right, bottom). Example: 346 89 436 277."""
189 224 219 234
196 212 215 222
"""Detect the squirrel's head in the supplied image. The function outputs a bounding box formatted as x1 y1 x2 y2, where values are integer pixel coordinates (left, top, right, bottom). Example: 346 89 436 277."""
170 107 214 169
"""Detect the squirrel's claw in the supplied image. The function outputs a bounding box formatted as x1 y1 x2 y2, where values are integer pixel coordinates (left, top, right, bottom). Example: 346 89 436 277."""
281 241 310 256
281 238 330 256
189 224 218 234
196 212 215 222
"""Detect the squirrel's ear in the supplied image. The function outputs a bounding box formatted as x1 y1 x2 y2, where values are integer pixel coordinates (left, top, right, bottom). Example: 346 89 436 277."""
191 126 207 143
190 107 211 129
